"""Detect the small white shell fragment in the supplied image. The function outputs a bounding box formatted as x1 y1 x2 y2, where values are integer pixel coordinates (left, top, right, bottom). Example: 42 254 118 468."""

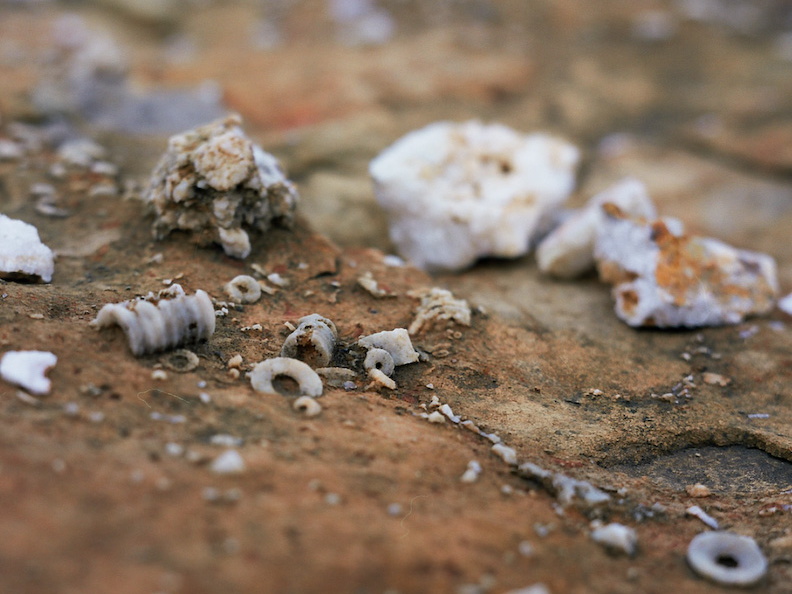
492 443 518 466
363 348 395 377
0 350 57 395
145 115 298 259
427 411 446 423
536 178 656 278
293 395 322 417
357 271 393 298
281 314 338 367
778 292 792 316
358 328 419 366
210 449 246 474
151 369 168 381
224 275 262 304
590 523 638 556
408 288 471 335
227 354 243 369
460 460 482 483
0 138 23 161
249 357 323 397
367 367 396 390
594 206 778 327
501 585 551 594
687 505 719 530
91 284 216 356
686 483 712 497
517 462 611 509
209 434 243 447
0 214 55 283
370 120 579 271
439 403 460 423
687 531 768 587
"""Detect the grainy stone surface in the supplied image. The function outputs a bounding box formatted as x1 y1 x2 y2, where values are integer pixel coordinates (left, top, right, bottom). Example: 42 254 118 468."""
1 2 791 593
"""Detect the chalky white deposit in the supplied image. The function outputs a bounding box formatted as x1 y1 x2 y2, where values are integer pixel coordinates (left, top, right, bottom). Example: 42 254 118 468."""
370 120 579 271
594 205 778 328
536 178 656 278
0 350 57 395
0 214 55 282
358 328 419 366
91 284 215 355
590 522 638 556
145 114 298 259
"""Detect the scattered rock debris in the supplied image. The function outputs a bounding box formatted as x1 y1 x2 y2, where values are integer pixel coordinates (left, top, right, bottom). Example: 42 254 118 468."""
145 114 298 259
357 271 395 298
408 287 472 335
460 460 483 483
517 462 611 509
590 522 638 557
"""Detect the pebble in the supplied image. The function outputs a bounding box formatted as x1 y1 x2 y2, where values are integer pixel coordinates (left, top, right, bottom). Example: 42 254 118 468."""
210 449 246 475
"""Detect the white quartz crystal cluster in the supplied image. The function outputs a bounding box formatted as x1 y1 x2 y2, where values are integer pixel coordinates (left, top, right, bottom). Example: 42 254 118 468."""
0 214 55 283
145 115 298 259
536 178 778 328
370 120 579 271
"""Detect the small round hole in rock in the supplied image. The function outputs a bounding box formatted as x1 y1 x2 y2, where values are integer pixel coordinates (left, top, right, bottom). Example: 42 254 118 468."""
716 555 739 569
272 374 301 396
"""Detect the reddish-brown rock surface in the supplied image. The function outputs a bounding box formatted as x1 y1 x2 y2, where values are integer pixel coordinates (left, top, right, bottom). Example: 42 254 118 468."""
1 2 791 593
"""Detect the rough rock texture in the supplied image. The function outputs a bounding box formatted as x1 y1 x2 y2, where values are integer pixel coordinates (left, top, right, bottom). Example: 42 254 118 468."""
594 204 778 327
1 3 792 594
145 114 298 258
536 178 656 278
369 120 579 271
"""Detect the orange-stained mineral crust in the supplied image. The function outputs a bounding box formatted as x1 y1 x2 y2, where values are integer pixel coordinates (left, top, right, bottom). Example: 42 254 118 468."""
594 206 778 328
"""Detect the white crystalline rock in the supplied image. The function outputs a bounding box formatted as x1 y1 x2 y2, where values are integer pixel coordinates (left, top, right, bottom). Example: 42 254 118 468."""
145 114 298 259
357 328 419 366
370 120 579 271
0 215 55 283
591 523 638 556
536 178 656 278
594 206 779 328
0 350 58 395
